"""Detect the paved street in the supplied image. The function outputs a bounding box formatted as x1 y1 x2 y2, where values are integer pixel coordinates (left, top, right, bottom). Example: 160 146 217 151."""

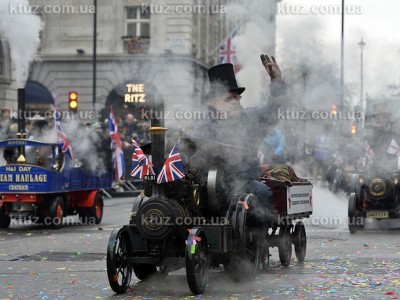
1 188 400 299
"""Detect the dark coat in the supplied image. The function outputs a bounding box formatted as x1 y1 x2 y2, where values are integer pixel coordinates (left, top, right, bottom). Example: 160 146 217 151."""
191 79 288 179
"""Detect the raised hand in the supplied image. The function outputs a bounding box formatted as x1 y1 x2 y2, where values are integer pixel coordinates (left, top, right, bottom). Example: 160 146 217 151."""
260 54 282 80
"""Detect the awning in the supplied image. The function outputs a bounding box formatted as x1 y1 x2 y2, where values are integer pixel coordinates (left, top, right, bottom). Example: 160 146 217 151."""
25 80 54 111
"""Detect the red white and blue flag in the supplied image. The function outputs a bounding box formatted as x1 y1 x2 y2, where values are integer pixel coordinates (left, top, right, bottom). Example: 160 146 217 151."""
218 29 240 73
109 107 125 180
53 109 74 159
157 141 185 184
131 139 155 179
364 140 374 166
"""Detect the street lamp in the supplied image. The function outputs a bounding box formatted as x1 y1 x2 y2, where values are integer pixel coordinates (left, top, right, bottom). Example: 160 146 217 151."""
358 37 366 113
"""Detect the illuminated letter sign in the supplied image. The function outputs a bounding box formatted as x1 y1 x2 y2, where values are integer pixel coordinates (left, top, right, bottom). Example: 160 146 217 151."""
125 84 146 103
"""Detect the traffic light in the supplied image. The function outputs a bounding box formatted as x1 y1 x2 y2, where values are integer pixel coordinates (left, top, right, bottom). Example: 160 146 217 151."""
351 124 357 135
331 104 337 116
69 91 78 112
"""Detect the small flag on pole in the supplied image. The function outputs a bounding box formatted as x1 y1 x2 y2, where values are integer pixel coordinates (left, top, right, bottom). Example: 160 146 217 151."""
156 141 185 184
387 139 400 169
109 107 125 180
364 140 374 166
53 109 74 159
131 139 155 179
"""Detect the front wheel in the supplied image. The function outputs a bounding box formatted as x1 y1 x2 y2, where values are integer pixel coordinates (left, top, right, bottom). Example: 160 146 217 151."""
348 193 362 234
186 229 209 295
107 228 132 294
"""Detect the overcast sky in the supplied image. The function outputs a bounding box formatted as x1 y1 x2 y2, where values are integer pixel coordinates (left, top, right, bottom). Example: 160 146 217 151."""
276 0 400 104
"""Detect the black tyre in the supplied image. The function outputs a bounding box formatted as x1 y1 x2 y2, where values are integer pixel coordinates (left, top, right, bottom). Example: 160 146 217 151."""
0 204 11 229
186 230 209 295
107 228 132 294
293 222 307 262
47 197 64 229
86 192 104 224
278 226 292 267
348 193 362 234
225 194 262 280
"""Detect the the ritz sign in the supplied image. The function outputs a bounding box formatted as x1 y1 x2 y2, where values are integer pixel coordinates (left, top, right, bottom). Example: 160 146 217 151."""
125 84 146 103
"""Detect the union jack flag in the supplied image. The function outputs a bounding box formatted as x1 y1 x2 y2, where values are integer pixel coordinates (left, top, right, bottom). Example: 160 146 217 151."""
109 107 125 180
387 139 400 156
53 109 74 159
365 140 375 166
218 29 240 73
131 139 155 179
157 141 185 184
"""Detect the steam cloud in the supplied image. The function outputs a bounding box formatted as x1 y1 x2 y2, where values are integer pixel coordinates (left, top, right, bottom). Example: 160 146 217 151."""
0 0 42 88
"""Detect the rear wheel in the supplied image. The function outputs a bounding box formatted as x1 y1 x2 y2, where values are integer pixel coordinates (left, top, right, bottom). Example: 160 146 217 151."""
278 225 292 267
80 192 104 225
224 194 262 280
107 228 132 294
293 222 307 262
47 197 64 229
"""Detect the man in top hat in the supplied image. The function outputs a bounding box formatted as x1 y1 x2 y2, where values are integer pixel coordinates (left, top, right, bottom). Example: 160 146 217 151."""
190 55 288 220
364 101 400 169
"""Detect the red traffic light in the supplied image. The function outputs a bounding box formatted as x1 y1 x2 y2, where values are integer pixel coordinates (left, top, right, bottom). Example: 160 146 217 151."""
331 104 337 116
69 91 78 112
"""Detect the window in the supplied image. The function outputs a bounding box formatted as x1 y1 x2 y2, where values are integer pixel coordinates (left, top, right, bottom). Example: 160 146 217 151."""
0 41 3 75
126 6 150 38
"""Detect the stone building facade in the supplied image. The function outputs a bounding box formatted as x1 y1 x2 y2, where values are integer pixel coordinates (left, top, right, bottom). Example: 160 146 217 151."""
5 0 279 121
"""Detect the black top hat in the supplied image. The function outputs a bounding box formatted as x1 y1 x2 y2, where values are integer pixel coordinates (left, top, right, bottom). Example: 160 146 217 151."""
206 63 245 100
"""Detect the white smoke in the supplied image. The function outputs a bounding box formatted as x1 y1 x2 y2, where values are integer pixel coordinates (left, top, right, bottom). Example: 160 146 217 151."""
229 0 277 107
109 57 196 131
0 0 42 88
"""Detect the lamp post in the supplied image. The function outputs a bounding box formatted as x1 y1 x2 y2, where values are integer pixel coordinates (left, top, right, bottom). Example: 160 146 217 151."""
339 0 345 137
358 37 366 112
92 0 97 114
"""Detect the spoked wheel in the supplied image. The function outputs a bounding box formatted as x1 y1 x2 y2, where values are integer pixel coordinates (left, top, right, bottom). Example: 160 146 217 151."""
47 197 64 229
186 228 209 295
225 194 262 280
107 227 132 294
292 221 307 262
278 225 292 267
348 193 362 234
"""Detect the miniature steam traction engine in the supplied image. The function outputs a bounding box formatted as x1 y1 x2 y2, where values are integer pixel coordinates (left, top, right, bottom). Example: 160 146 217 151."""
106 121 313 295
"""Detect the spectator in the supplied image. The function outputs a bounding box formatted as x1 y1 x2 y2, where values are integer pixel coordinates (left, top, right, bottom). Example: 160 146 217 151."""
260 127 285 164
312 124 334 185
